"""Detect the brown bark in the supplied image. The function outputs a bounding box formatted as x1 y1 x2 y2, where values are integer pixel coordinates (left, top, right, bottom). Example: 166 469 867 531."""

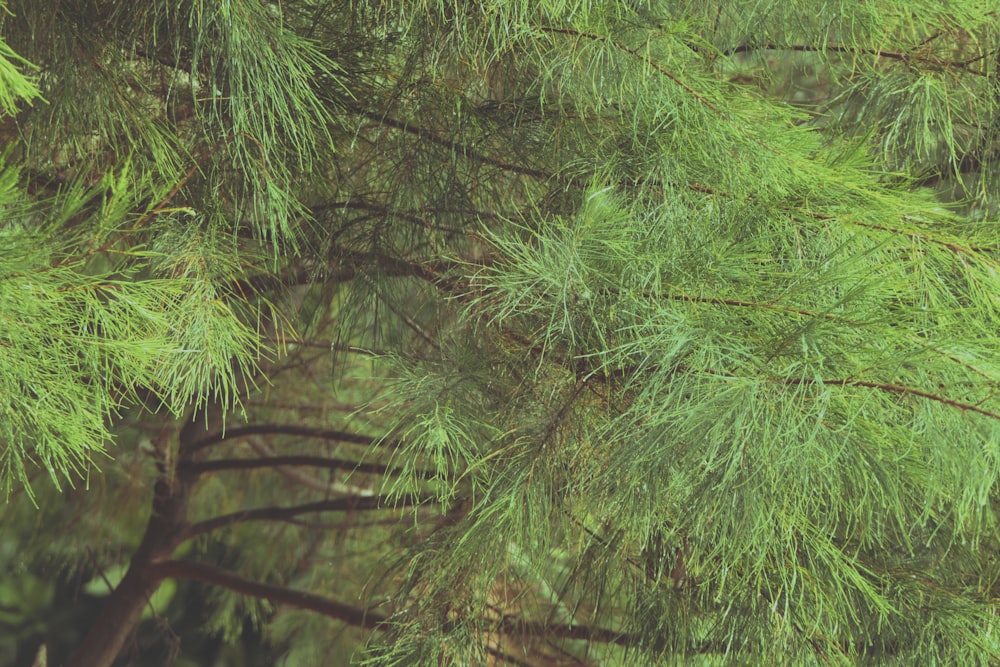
66 408 221 667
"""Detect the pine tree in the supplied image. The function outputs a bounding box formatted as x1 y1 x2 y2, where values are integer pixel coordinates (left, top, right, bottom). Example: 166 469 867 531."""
3 1 1000 665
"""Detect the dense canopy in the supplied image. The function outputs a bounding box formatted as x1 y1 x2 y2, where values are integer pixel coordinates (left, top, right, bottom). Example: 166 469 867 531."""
3 1 1000 665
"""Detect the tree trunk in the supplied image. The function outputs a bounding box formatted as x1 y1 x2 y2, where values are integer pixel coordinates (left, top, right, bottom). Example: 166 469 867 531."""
63 563 165 667
66 409 220 667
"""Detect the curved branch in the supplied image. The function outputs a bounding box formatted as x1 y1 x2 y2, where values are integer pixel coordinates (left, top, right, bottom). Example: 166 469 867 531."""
183 494 430 541
150 559 388 629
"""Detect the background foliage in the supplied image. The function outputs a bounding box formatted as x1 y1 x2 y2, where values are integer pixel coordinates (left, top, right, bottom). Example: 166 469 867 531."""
3 0 1000 665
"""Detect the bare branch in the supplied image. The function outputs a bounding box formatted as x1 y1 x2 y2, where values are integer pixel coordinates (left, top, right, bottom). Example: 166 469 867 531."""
191 425 400 452
184 454 435 480
182 494 430 541
150 559 388 629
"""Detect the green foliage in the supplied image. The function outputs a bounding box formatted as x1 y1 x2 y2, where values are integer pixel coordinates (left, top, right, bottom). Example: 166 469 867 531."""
6 0 1000 665
0 39 38 115
0 165 267 497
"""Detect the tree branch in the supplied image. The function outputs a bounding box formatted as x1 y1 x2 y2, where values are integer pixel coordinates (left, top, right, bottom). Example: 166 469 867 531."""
347 106 552 180
726 42 988 76
149 560 646 656
780 376 1000 421
183 455 418 477
191 424 401 452
183 494 430 541
149 561 647 653
150 559 388 629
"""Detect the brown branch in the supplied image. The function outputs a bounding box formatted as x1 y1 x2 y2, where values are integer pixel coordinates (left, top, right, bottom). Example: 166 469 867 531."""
234 247 442 296
182 494 430 541
183 454 436 480
780 376 1000 421
627 361 1000 421
242 435 376 495
262 338 386 356
850 219 996 255
727 43 988 76
191 424 401 452
150 559 388 629
414 248 1000 421
151 553 855 658
534 338 1000 423
348 106 552 180
148 560 648 655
